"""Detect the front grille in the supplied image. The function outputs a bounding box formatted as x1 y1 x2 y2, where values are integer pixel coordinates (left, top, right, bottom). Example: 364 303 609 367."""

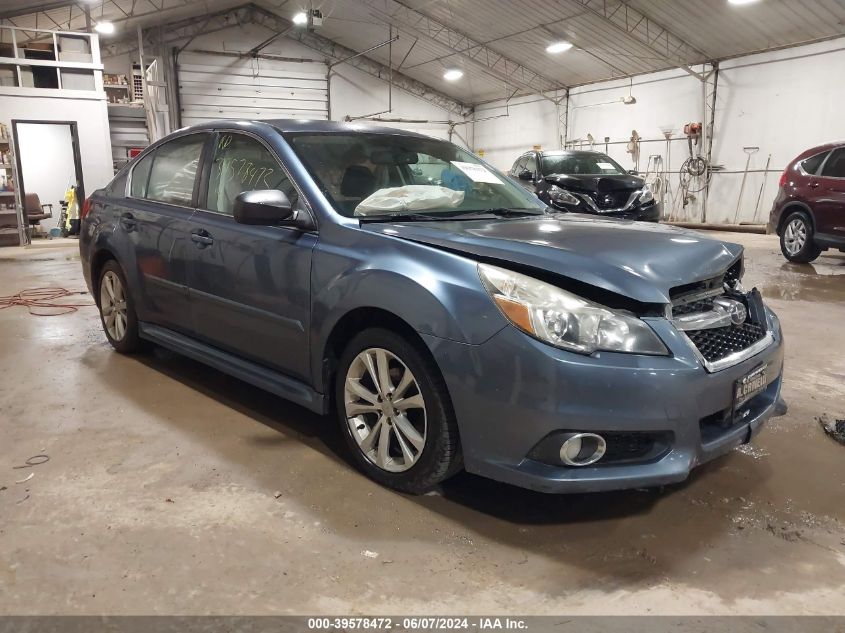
686 322 767 363
672 297 715 317
723 258 743 287
589 190 632 209
670 258 743 303
670 276 723 303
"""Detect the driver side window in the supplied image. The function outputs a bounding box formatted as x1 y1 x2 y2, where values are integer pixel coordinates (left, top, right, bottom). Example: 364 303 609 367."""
205 133 297 216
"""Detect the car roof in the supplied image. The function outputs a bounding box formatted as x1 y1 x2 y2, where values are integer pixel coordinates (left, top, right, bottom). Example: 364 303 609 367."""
172 118 433 139
538 150 609 157
788 141 845 165
796 141 845 157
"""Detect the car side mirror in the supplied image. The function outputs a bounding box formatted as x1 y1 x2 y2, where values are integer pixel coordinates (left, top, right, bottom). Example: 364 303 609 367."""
233 190 294 226
627 169 639 175
518 169 534 181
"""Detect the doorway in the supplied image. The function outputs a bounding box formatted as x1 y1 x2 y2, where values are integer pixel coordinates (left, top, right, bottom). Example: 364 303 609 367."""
12 120 85 234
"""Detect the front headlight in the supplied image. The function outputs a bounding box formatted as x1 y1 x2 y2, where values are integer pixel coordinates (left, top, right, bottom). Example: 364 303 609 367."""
639 183 654 204
478 263 668 356
548 184 579 206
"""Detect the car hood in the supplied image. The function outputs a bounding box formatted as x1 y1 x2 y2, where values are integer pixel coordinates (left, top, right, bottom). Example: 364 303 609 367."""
545 173 643 193
359 214 742 304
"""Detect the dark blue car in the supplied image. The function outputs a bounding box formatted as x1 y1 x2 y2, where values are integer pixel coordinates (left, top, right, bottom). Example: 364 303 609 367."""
80 120 785 494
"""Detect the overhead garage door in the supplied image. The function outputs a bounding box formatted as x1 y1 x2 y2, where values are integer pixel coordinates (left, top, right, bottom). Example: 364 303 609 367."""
178 51 328 126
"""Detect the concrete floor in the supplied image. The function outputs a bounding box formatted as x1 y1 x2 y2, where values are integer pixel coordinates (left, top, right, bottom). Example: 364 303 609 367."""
1 232 844 615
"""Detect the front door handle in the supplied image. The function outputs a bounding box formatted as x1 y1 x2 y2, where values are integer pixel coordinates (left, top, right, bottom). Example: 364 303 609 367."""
119 213 136 231
191 231 214 247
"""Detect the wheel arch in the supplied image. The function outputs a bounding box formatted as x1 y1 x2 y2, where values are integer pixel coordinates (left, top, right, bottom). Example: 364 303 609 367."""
777 202 816 235
90 248 118 304
320 307 448 403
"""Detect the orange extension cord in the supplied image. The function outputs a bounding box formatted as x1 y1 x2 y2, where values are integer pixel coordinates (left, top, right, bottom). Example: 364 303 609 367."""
0 287 94 316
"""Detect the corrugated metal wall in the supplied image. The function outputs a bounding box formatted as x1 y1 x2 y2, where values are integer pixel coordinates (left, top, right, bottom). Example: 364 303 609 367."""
177 51 328 126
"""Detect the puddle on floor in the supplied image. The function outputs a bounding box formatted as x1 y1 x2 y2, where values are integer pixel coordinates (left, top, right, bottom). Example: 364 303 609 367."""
756 261 845 302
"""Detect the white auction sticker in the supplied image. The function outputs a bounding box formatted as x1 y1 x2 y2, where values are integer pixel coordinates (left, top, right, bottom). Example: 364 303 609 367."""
450 161 503 184
596 162 616 170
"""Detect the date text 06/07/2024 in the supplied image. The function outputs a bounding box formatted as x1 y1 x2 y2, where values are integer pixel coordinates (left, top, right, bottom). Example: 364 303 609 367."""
306 617 529 630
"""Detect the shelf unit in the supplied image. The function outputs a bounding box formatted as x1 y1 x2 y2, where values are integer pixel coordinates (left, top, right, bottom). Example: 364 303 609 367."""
103 74 131 103
0 135 25 247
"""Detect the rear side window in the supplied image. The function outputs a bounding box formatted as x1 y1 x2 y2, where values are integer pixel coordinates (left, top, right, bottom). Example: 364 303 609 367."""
510 156 525 175
205 133 297 216
799 151 828 176
130 153 153 198
820 148 845 178
145 134 206 206
525 154 538 175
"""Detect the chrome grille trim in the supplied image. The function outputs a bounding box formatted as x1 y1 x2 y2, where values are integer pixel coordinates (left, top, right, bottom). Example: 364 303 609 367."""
673 309 732 331
682 329 774 373
672 297 747 331
574 190 642 214
666 257 771 372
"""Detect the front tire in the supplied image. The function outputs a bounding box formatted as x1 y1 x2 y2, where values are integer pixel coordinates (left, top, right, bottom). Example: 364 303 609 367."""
98 260 143 353
335 328 461 494
780 211 822 263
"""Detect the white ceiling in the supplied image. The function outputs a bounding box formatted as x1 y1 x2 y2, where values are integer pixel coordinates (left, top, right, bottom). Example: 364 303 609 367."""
2 0 845 104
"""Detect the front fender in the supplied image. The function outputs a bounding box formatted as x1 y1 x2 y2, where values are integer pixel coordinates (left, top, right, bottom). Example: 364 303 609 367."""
309 226 508 389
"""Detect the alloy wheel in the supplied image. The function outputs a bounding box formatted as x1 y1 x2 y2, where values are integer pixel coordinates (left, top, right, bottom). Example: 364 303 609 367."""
783 218 807 256
344 347 427 473
100 270 128 341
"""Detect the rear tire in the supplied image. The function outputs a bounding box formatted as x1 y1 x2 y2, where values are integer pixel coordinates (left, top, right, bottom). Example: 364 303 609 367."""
780 211 822 263
97 260 144 353
335 328 462 494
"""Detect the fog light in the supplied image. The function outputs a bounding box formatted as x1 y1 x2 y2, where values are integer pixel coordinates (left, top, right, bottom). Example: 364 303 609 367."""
559 433 606 466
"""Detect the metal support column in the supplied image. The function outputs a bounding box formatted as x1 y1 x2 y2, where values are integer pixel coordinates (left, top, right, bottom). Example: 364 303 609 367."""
701 62 719 223
557 88 569 149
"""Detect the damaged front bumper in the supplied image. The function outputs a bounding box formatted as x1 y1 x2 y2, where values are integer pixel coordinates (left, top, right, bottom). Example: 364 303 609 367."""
422 307 785 494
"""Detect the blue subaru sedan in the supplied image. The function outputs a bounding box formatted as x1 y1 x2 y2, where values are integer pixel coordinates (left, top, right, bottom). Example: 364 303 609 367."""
80 120 785 494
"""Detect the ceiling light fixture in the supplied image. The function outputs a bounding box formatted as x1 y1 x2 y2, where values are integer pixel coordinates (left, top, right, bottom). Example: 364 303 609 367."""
727 0 762 5
94 21 115 34
443 68 464 81
546 41 573 54
292 12 308 25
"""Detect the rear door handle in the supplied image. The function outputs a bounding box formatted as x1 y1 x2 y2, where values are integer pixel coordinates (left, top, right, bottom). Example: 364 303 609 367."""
809 182 820 189
119 212 136 231
191 231 214 247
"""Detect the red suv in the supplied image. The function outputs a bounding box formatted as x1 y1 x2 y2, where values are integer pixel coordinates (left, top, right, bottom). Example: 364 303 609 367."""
769 142 845 262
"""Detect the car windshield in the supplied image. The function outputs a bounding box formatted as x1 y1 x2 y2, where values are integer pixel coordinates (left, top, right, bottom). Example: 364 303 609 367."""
286 132 545 218
540 153 626 176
